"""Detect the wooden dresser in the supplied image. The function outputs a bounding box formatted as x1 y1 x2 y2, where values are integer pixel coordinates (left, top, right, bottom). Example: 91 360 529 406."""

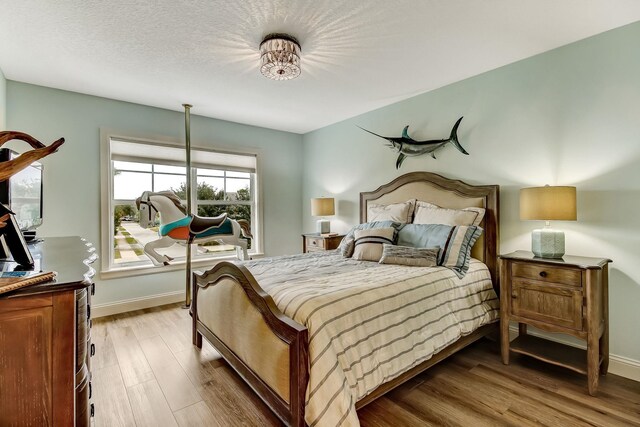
500 251 611 395
302 233 345 253
0 237 97 426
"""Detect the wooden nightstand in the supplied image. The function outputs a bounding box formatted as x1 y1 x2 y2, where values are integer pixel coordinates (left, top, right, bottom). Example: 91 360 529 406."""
500 251 611 395
302 233 345 253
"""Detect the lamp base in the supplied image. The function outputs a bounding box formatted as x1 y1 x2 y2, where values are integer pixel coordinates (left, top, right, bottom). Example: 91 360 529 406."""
316 219 330 234
531 228 565 258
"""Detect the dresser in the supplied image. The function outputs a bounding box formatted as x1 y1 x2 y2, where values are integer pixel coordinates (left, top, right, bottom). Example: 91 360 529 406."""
0 237 97 426
302 233 345 253
499 251 611 395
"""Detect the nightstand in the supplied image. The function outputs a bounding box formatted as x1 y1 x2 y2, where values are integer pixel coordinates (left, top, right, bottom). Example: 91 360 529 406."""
500 251 611 396
302 233 345 253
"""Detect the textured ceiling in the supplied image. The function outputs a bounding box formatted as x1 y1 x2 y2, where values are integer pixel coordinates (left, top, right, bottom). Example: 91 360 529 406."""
1 1 640 134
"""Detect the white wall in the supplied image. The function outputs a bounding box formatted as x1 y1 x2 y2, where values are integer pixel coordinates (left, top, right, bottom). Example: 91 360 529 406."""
0 67 6 130
303 22 640 363
6 82 303 307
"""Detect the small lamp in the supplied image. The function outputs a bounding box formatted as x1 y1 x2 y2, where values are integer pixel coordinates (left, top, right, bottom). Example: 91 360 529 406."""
520 185 577 258
311 197 335 234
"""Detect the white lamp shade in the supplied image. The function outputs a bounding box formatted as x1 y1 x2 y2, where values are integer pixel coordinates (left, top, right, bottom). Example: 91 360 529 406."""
311 198 335 216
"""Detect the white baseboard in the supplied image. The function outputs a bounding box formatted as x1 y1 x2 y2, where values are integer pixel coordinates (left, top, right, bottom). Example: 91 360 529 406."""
92 290 185 318
509 325 640 382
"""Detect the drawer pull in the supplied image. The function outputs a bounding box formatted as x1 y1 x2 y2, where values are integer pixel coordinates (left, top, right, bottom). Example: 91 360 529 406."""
511 294 517 299
91 343 96 356
91 283 96 296
87 304 91 320
539 271 547 278
89 382 92 399
90 403 95 418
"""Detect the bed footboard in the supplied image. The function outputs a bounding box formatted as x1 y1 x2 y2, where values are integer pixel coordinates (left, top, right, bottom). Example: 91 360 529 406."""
192 262 308 427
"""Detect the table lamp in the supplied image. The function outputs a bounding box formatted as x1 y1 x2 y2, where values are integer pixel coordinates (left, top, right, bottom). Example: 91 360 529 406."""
311 197 335 234
520 185 576 258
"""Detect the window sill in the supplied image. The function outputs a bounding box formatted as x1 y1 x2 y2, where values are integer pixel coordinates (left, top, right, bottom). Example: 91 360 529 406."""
100 252 265 280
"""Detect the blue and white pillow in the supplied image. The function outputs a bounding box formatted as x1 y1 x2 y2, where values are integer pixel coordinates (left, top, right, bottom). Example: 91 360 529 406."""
397 224 483 277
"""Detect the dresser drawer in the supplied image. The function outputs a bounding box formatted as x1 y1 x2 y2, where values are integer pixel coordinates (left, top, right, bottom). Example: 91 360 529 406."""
305 236 324 250
511 278 583 330
512 262 582 287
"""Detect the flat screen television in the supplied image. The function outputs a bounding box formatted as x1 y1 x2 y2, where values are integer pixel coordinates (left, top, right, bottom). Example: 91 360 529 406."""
0 148 43 233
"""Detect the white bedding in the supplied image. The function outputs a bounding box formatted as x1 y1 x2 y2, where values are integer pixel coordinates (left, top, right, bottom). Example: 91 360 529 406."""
242 251 499 427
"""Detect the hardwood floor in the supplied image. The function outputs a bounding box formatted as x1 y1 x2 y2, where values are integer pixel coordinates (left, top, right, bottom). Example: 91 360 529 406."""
93 303 640 427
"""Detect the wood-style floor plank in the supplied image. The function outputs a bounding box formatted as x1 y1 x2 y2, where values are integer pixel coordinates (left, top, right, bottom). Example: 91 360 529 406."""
91 364 136 427
139 335 202 412
174 401 223 427
92 303 640 427
126 379 178 427
91 319 119 370
109 326 155 388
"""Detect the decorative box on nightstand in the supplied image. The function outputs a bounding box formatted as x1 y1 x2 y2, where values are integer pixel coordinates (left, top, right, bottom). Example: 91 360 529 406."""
499 251 611 396
302 233 345 253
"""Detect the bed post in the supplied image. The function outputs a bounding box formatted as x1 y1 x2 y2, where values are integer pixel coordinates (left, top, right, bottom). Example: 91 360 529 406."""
192 271 202 348
290 328 308 427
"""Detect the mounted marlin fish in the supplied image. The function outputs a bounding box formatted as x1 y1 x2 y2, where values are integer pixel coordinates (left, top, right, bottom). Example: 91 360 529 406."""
359 117 468 169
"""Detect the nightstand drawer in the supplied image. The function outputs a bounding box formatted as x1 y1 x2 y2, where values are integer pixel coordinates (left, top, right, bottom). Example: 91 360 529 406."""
512 262 582 287
511 278 583 330
306 237 324 250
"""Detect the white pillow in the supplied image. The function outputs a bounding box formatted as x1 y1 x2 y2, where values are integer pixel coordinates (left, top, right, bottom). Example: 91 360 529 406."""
367 199 415 223
413 201 485 226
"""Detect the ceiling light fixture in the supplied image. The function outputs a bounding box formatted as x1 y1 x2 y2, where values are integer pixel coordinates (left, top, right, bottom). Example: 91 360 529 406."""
259 33 301 81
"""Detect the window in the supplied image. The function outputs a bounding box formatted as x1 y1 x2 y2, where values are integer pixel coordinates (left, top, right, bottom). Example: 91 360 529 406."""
101 133 260 275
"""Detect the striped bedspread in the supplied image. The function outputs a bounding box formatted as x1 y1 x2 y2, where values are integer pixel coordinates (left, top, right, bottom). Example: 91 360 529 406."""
242 251 499 427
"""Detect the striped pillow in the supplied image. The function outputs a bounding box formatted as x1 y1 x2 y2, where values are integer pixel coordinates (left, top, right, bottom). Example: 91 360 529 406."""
439 225 483 277
379 244 439 267
352 227 396 262
397 224 483 277
338 221 402 258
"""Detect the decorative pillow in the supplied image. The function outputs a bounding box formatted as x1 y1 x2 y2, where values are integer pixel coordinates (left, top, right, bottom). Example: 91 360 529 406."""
413 201 485 226
366 199 416 223
337 221 402 257
351 227 396 262
397 224 483 277
379 244 439 267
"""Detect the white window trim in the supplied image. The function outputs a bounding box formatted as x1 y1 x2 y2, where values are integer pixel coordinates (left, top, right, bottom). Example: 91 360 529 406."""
99 128 264 279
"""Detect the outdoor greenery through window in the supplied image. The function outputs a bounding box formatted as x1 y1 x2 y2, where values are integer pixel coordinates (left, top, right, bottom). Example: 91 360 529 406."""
107 139 258 270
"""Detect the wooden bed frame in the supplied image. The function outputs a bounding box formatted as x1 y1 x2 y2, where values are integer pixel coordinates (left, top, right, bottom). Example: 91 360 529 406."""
192 171 499 426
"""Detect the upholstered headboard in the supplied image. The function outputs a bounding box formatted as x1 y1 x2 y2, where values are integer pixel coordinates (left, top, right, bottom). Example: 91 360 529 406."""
360 172 500 290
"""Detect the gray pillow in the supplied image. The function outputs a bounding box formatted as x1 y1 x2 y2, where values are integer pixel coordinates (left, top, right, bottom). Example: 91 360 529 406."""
397 224 483 277
338 221 401 257
379 244 439 267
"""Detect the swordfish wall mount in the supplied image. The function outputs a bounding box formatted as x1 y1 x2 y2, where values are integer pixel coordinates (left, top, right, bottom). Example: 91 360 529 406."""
359 117 468 169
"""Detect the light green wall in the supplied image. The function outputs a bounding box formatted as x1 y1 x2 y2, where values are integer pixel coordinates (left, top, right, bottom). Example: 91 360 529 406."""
7 82 303 306
303 22 640 362
0 67 6 129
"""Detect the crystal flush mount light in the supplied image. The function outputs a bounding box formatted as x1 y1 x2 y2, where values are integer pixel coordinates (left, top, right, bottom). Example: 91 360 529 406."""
259 33 301 80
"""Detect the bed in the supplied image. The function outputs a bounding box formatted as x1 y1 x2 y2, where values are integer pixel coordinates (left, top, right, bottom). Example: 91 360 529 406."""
191 171 500 427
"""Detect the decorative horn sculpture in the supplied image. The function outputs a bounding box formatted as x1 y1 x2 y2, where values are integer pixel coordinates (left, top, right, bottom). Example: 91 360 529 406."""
0 131 64 266
0 131 65 182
